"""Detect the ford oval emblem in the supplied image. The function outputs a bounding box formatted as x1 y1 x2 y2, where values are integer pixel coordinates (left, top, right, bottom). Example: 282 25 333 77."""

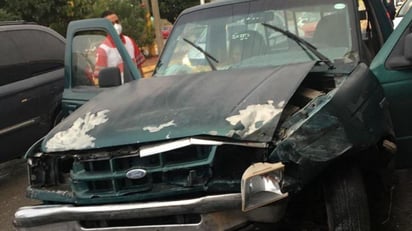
126 169 147 179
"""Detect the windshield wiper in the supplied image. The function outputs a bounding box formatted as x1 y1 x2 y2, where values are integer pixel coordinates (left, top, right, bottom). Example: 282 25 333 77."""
261 23 335 69
183 38 219 71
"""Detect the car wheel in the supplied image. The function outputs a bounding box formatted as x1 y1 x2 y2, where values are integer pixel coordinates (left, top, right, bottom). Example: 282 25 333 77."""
322 164 371 231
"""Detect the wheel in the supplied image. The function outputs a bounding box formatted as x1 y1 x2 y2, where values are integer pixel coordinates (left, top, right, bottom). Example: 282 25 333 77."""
322 164 371 231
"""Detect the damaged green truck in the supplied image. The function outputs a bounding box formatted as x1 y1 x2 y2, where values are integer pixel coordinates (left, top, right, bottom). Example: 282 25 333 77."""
13 0 412 230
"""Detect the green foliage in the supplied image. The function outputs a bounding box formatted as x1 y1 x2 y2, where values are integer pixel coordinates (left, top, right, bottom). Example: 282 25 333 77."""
0 8 19 21
0 0 153 46
91 0 154 46
159 0 199 23
1 0 200 49
52 0 96 35
2 0 95 35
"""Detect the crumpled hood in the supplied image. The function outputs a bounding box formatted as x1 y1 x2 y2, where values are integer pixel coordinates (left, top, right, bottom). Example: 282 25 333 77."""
43 61 315 152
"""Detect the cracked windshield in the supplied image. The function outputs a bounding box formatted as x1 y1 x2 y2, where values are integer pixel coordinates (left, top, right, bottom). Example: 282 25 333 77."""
156 0 356 76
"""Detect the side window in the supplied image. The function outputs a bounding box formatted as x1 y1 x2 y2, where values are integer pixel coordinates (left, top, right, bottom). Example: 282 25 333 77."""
9 29 65 77
385 21 412 69
0 31 29 86
71 31 127 88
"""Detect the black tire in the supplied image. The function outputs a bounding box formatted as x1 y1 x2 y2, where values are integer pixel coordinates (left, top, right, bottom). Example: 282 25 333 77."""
322 164 371 231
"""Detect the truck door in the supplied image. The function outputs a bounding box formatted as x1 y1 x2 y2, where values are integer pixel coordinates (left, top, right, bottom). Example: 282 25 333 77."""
62 19 141 116
370 10 412 168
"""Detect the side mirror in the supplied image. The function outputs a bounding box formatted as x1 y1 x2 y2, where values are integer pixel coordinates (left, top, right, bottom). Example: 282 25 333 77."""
98 67 122 88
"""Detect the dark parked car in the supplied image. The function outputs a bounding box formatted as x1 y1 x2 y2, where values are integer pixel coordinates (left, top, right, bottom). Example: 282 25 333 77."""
0 21 65 163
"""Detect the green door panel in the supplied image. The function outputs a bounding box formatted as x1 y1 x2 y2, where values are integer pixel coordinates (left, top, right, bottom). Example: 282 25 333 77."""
62 19 141 117
371 10 412 168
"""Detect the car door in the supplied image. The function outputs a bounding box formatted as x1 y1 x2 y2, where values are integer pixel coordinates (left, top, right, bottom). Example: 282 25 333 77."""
0 31 32 162
62 18 141 116
370 10 412 168
0 27 65 162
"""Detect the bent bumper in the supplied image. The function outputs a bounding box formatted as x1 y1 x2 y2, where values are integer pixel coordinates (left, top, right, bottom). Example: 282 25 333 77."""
14 193 286 231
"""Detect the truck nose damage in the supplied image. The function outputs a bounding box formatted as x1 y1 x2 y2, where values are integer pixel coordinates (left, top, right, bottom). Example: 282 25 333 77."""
14 0 399 229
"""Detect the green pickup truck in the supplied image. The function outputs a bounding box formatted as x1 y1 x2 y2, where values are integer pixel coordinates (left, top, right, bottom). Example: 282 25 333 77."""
13 0 412 230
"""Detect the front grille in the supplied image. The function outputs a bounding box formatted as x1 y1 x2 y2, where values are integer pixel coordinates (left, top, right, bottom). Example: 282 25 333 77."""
71 145 215 201
27 141 267 204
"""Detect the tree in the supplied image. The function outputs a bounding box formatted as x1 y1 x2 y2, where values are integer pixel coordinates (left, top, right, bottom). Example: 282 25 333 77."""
1 0 153 48
3 0 95 35
0 8 19 21
90 0 154 47
158 0 199 23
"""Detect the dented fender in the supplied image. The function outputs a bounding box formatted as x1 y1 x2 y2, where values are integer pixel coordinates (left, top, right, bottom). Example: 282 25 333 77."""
270 63 394 191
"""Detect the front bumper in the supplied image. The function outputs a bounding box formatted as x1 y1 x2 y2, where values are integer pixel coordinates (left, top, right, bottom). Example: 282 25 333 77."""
14 193 286 231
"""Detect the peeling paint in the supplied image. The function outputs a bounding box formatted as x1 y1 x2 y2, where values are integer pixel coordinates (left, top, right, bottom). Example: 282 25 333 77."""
45 110 110 151
209 131 218 135
143 120 176 133
226 100 284 137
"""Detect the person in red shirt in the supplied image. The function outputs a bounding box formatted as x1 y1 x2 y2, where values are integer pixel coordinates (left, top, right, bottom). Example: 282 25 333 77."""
92 10 146 85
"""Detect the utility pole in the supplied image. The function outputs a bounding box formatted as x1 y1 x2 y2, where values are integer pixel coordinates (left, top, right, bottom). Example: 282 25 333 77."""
150 0 164 54
141 0 154 56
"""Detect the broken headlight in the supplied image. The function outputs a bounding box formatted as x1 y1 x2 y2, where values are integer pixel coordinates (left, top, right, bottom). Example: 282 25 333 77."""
241 162 288 211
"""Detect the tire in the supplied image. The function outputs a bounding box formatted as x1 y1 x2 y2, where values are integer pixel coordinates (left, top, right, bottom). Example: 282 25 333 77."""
322 164 371 231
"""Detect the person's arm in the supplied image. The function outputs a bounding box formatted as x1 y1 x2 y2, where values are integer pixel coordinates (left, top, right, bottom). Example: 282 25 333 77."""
132 40 146 77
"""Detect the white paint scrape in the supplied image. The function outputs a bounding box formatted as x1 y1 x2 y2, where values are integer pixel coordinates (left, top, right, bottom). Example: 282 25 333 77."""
226 100 284 137
143 120 176 133
45 110 110 151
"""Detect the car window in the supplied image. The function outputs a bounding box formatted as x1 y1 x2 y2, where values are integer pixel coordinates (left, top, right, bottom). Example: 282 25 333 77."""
155 0 357 76
71 32 105 87
9 29 65 77
0 31 29 86
71 30 129 88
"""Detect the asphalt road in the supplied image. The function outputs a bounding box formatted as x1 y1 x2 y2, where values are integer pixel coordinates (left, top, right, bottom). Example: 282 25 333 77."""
0 159 38 231
1 158 411 231
382 169 412 231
